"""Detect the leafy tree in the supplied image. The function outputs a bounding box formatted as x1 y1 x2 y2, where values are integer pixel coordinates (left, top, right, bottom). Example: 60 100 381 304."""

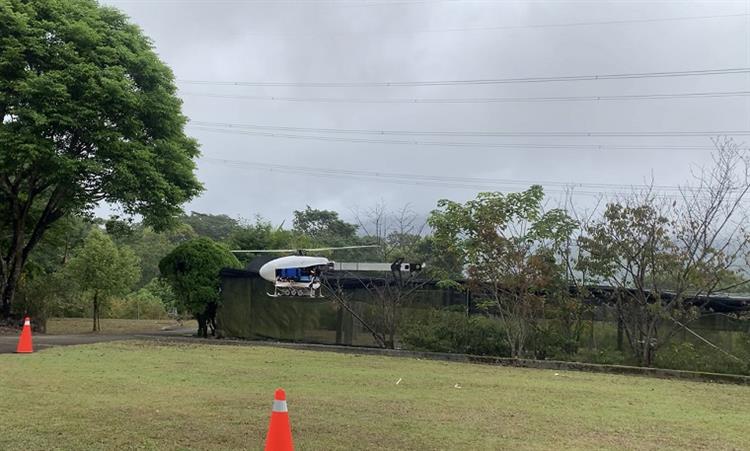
66 229 140 331
109 220 196 288
578 140 750 366
229 217 310 251
293 206 358 246
180 212 240 242
429 186 578 358
159 237 241 337
15 215 96 326
113 288 168 320
141 277 178 313
0 0 201 318
25 215 93 273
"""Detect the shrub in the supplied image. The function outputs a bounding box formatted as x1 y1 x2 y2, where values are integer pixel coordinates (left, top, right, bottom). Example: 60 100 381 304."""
655 341 750 376
529 327 581 360
401 310 510 357
107 290 168 320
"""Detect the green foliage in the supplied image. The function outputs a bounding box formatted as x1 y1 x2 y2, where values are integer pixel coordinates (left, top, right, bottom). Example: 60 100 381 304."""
24 215 94 275
66 229 140 297
412 235 464 281
108 289 168 320
577 201 736 366
428 186 580 357
111 221 197 288
655 341 750 376
158 237 240 316
0 0 201 317
401 309 510 357
528 325 581 360
13 215 93 323
65 228 140 330
293 206 358 246
0 0 202 226
141 277 178 312
14 269 81 324
578 204 676 286
229 217 311 252
180 212 240 242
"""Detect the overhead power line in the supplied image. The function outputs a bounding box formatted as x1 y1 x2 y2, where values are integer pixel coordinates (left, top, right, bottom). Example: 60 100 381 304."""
202 157 741 200
201 157 625 195
203 157 675 190
188 126 725 151
180 90 750 104
142 12 750 36
179 67 750 88
189 121 750 138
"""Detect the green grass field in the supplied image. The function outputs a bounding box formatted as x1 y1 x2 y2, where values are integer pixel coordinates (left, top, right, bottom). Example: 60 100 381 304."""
46 318 197 335
1 341 748 450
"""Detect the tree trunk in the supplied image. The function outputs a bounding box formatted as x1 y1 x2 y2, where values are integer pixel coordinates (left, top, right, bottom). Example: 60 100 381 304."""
0 187 66 320
1 261 24 319
1 288 11 318
196 312 207 338
92 292 99 332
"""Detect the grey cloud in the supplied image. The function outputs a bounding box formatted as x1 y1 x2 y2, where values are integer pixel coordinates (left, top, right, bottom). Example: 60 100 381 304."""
102 0 750 224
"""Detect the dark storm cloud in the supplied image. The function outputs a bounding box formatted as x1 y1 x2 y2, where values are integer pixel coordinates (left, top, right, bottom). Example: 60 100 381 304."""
103 0 750 224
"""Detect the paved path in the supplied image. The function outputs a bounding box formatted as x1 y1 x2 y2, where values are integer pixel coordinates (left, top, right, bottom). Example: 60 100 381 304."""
0 328 195 354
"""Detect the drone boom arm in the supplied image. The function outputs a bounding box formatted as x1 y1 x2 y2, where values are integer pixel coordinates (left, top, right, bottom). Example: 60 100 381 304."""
231 245 380 254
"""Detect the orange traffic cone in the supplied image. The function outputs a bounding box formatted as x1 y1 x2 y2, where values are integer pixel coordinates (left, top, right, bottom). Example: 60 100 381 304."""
16 316 33 353
264 388 294 451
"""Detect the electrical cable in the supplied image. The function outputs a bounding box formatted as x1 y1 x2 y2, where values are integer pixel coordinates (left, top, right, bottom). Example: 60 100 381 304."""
180 90 750 104
189 121 750 138
179 67 750 88
188 126 725 151
202 156 744 200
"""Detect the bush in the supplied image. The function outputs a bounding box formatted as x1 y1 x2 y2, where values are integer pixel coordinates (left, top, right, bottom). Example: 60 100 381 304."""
107 290 168 320
529 327 581 360
655 341 750 376
401 310 510 357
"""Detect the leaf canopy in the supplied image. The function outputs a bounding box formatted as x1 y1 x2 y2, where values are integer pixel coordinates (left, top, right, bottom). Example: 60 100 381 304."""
0 0 202 228
158 237 241 315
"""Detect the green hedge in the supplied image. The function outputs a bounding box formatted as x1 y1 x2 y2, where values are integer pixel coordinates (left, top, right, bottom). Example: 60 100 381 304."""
401 309 510 356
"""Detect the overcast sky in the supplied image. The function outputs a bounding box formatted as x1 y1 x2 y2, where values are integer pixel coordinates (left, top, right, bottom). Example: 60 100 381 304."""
102 0 750 225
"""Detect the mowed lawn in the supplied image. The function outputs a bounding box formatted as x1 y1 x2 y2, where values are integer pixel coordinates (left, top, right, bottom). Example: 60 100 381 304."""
1 341 748 450
46 318 197 335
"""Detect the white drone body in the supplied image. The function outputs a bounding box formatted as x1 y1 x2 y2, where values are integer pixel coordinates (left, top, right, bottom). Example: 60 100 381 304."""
258 255 333 298
232 245 423 299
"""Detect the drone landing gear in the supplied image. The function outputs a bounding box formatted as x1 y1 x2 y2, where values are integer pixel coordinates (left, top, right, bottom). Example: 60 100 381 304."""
268 282 323 299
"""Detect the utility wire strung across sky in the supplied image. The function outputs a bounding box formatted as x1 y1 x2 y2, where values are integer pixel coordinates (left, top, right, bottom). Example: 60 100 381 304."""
188 126 738 151
202 157 745 200
188 126 730 151
149 12 750 36
180 90 750 104
105 0 750 33
189 121 750 138
179 67 750 88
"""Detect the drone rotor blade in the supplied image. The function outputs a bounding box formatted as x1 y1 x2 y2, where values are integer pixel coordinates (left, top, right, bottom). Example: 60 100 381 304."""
301 245 381 252
231 245 381 254
230 249 297 253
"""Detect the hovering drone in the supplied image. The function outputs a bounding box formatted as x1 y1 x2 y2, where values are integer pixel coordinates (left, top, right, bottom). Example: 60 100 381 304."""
230 245 423 298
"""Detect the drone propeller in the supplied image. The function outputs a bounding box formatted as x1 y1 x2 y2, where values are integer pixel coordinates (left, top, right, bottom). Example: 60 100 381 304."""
302 245 381 252
230 245 380 254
